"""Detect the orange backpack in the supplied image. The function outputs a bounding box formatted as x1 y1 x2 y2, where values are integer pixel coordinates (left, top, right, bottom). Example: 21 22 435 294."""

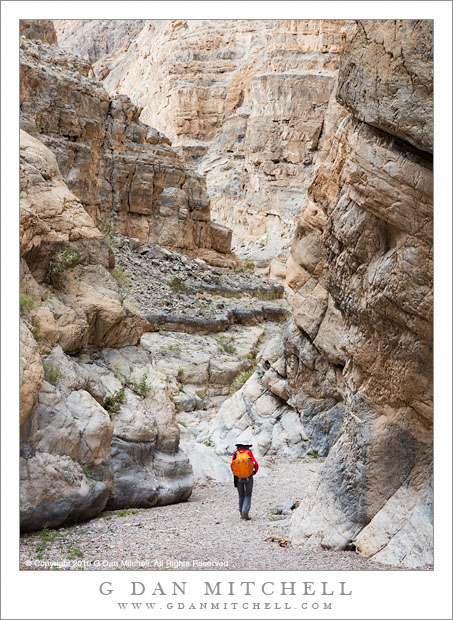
231 451 254 478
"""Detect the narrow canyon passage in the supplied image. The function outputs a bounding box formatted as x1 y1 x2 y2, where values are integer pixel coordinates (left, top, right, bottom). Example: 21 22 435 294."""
19 18 433 575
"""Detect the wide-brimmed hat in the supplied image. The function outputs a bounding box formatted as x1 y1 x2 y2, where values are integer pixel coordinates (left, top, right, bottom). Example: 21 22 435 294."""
235 442 252 448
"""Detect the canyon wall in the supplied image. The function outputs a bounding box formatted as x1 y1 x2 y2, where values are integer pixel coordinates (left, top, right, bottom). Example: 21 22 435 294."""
54 19 355 248
19 21 201 531
287 19 433 568
20 129 193 531
20 24 232 261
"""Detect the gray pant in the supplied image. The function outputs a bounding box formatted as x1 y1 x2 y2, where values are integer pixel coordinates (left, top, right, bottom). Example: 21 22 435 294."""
237 476 253 516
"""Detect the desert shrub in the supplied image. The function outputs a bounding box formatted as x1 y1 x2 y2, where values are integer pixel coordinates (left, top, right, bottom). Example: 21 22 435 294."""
104 387 126 417
216 336 237 354
42 360 62 385
111 267 130 287
128 371 153 397
169 277 187 293
240 260 255 274
20 293 35 312
45 247 80 290
82 464 94 480
32 326 43 341
229 369 255 395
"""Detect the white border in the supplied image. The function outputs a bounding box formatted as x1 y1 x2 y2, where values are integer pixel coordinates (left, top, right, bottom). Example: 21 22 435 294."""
2 2 452 619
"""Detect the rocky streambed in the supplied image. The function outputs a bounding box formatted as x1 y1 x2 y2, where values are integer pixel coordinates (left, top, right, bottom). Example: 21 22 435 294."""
20 458 411 571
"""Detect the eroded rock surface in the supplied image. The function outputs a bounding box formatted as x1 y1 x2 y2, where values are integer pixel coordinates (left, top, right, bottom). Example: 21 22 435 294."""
336 20 433 152
20 133 193 531
109 232 288 331
55 19 355 248
54 19 146 64
287 20 433 569
20 129 147 354
20 20 433 572
20 24 231 258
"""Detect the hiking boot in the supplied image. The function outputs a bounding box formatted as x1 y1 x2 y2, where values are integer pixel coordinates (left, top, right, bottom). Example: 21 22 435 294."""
241 512 251 520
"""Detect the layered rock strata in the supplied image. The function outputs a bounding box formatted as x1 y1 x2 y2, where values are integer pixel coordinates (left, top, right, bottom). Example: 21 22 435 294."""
109 233 288 334
20 130 193 531
54 19 146 65
54 19 355 245
287 19 433 569
20 24 231 258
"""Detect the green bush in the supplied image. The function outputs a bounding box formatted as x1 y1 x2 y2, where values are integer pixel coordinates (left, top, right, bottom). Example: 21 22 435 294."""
240 260 255 274
45 247 80 290
229 369 255 395
128 371 152 396
216 336 237 354
20 293 35 312
169 277 187 293
35 526 62 557
32 326 43 341
104 387 126 417
65 546 83 560
82 464 94 480
111 267 130 287
42 360 62 385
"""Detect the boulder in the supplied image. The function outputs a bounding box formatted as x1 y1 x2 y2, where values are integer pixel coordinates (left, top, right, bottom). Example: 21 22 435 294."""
20 452 109 532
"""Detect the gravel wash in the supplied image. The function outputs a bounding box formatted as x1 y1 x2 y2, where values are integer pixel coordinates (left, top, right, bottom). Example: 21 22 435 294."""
20 459 408 572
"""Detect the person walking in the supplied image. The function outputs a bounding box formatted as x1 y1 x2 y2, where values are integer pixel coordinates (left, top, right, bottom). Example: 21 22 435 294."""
231 442 259 520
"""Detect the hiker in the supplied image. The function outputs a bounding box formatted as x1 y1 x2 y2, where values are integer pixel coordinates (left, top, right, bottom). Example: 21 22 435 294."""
231 442 259 520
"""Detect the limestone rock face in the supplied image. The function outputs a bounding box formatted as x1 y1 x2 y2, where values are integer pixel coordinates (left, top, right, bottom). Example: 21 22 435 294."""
54 19 146 64
20 344 194 530
55 19 355 243
20 130 148 353
20 321 44 426
337 20 433 152
20 25 231 257
20 451 109 532
196 323 344 461
20 20 57 45
19 132 193 531
288 20 433 569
